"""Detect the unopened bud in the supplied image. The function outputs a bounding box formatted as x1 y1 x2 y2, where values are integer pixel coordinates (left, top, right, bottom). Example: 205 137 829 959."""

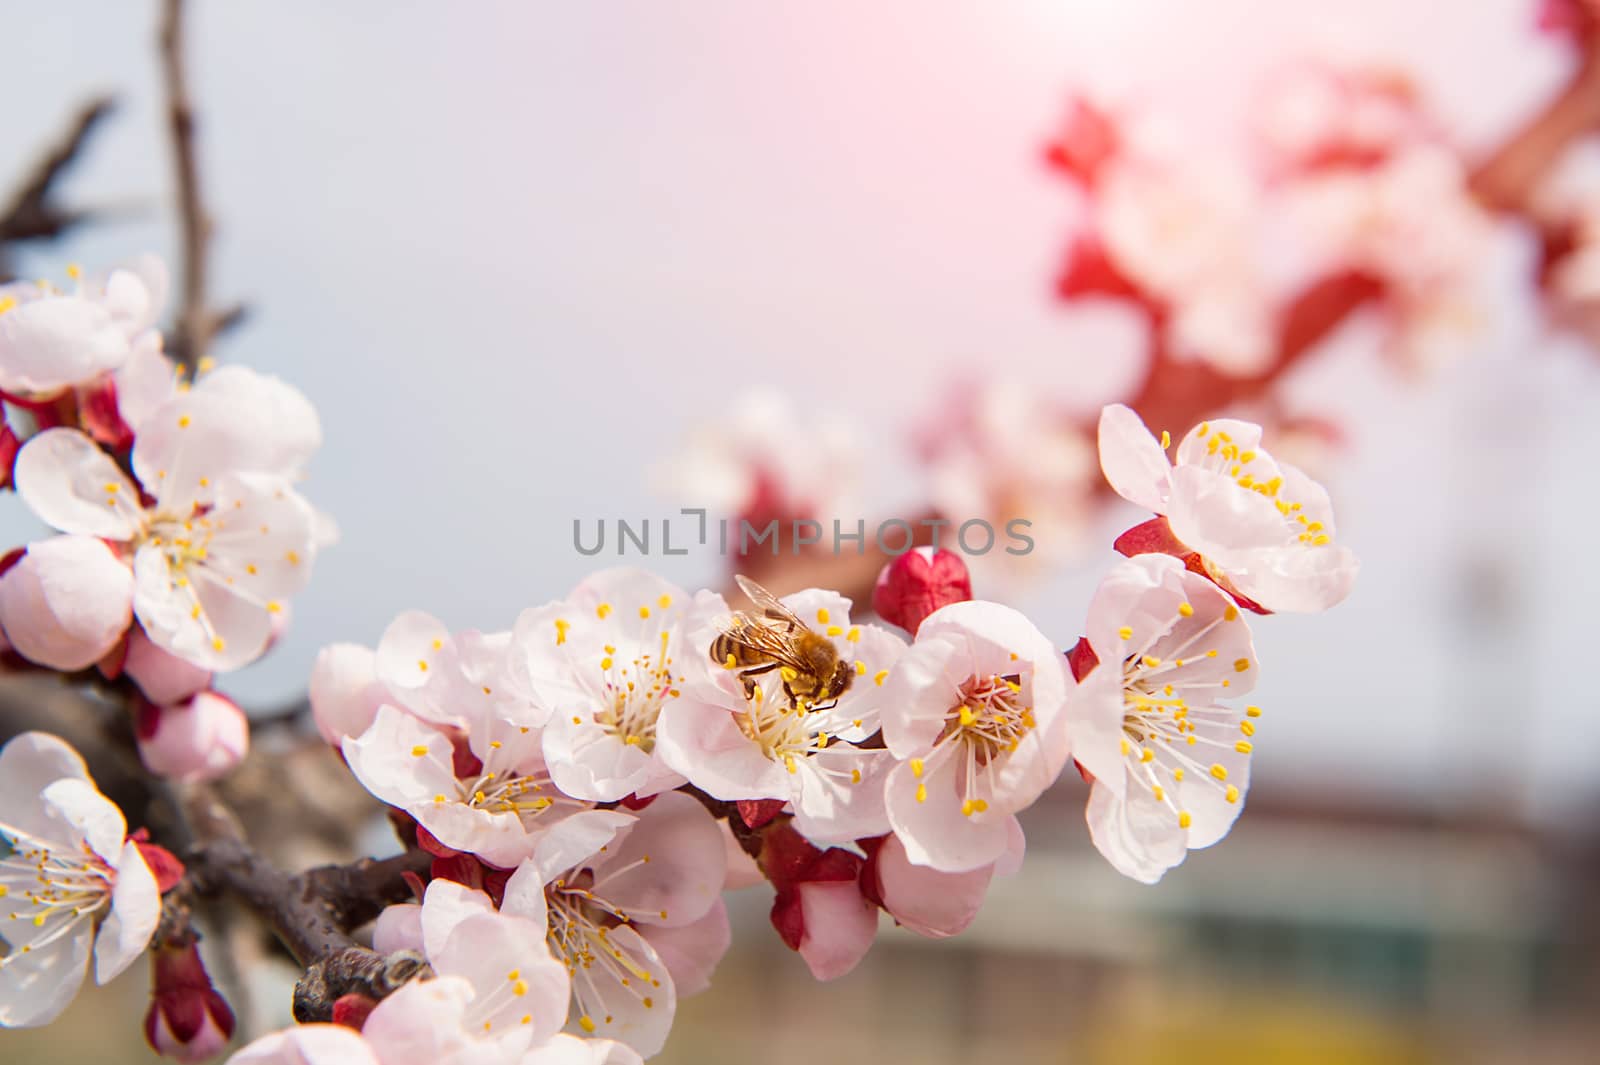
135 691 249 783
872 546 972 634
144 941 235 1063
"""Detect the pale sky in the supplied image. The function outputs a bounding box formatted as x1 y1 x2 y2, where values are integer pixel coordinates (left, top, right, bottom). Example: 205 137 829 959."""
3 0 1597 822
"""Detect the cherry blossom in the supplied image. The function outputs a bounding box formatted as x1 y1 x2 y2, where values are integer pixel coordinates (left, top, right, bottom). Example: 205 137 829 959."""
0 733 160 1028
516 792 728 1057
344 703 596 870
1069 554 1261 883
8 392 323 670
1098 403 1359 613
309 641 389 746
123 625 213 706
513 569 724 803
879 601 1073 873
0 258 166 400
657 588 904 845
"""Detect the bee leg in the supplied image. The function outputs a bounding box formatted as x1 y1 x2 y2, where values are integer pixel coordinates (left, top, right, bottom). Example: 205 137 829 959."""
737 661 779 698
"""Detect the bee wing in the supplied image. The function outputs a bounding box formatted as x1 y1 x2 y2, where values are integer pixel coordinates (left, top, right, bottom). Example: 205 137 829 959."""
717 610 815 672
734 574 809 630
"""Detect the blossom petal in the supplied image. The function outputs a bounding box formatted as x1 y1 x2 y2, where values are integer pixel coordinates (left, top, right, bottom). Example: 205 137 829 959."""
0 732 91 843
433 912 569 1046
0 295 128 395
654 698 788 801
883 756 1009 873
1086 781 1190 884
14 429 141 539
795 881 878 981
93 839 159 984
227 1024 380 1065
1097 403 1172 511
590 792 724 929
0 913 92 1028
0 536 133 671
40 777 126 864
638 898 729 997
873 831 992 939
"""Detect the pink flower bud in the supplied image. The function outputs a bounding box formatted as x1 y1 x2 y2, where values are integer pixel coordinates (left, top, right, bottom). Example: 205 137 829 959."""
0 535 132 670
862 833 992 939
871 546 972 635
135 691 249 783
761 822 878 980
126 625 212 705
144 941 235 1063
309 642 386 745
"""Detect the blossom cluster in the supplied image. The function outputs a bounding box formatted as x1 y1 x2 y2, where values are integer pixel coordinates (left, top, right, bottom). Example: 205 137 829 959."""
251 405 1346 1059
1049 61 1499 377
0 258 1357 1063
0 258 329 783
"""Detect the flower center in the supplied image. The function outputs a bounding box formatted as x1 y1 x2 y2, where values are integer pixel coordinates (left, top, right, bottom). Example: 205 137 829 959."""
1116 611 1257 827
0 830 113 968
939 673 1033 764
591 631 683 752
1193 423 1332 547
545 872 663 1036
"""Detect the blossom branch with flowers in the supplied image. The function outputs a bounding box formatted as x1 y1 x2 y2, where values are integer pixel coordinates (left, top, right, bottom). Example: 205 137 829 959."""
0 2 1597 1063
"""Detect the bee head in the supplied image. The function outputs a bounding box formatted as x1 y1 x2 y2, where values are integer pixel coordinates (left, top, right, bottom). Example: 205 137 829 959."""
827 659 854 699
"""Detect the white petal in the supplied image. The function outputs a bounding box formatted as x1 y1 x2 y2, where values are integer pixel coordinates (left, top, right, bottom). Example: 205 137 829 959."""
226 1024 380 1065
14 429 141 539
0 732 91 843
0 295 128 395
0 914 92 1027
1097 403 1173 511
39 777 126 864
93 839 160 983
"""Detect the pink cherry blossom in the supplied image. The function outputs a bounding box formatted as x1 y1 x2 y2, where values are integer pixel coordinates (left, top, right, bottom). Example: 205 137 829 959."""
1098 403 1359 613
513 569 724 802
0 732 160 1027
657 588 904 846
1069 554 1261 883
0 258 165 400
879 601 1074 873
865 830 1008 940
0 534 133 670
11 404 322 671
134 691 249 784
512 791 728 1057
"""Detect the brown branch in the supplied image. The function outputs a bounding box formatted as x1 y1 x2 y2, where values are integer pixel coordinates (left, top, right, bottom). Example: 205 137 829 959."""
159 0 225 372
0 96 117 278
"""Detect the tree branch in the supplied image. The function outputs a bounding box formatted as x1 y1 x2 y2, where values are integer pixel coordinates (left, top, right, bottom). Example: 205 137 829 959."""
159 0 228 372
0 96 117 279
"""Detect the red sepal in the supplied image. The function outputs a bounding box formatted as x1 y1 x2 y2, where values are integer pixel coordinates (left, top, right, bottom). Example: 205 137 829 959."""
1065 637 1099 682
737 798 785 830
332 993 378 1031
128 829 186 893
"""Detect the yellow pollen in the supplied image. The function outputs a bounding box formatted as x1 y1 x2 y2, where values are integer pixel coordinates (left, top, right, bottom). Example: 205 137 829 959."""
1140 748 1154 763
658 594 672 609
1142 655 1161 668
816 608 830 624
1160 429 1171 449
855 660 867 676
1177 602 1194 618
1209 764 1229 781
1178 811 1193 829
246 564 257 575
846 626 861 642
873 669 889 686
1234 658 1250 672
1173 768 1185 782
958 706 977 727
915 782 927 803
1246 706 1262 718
1225 785 1240 803
601 657 613 670
1152 786 1165 801
1120 739 1130 756
1235 741 1253 754
909 758 924 778
643 997 654 1009
513 980 528 996
851 768 861 784
434 794 446 803
411 745 429 757
211 637 225 652
417 660 429 672
1118 626 1133 640
638 605 651 619
1240 720 1255 736
178 415 191 428
826 625 843 637
1197 423 1209 437
1224 605 1240 621
286 550 301 565
267 600 282 614
596 603 612 619
579 1016 597 1034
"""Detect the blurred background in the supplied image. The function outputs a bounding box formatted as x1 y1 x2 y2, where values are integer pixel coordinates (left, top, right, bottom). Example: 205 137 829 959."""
3 1 1599 1062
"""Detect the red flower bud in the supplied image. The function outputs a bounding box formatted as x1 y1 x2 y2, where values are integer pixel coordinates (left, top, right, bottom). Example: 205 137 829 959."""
331 993 378 1031
872 546 972 635
144 941 235 1063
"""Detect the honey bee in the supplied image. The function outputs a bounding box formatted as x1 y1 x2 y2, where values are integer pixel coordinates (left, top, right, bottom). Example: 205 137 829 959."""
710 575 854 711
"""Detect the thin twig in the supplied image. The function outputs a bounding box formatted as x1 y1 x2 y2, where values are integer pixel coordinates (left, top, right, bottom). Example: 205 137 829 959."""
159 0 220 372
0 96 117 279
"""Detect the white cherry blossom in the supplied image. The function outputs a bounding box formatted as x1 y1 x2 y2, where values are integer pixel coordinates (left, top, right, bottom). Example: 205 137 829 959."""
1070 555 1262 883
0 733 160 1027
